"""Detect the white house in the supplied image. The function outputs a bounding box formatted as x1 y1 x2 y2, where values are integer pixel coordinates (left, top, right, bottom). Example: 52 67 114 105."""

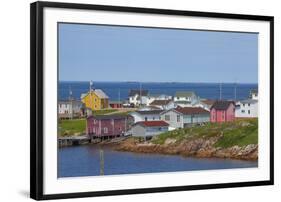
128 89 149 106
146 94 172 105
235 99 258 118
249 89 258 100
149 99 176 110
173 91 200 107
196 99 216 111
58 100 84 119
129 109 163 123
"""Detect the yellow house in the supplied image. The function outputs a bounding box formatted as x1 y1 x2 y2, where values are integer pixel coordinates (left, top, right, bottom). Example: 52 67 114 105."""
81 89 109 110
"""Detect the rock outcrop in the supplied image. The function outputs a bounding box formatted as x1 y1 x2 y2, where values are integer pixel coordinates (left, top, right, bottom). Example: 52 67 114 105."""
116 137 258 161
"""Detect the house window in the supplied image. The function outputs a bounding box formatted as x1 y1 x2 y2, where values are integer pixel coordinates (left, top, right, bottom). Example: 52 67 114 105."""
153 117 155 120
241 110 245 113
248 110 250 114
165 115 170 121
243 104 245 107
104 127 108 133
145 117 148 121
177 115 180 122
248 103 251 106
93 127 95 133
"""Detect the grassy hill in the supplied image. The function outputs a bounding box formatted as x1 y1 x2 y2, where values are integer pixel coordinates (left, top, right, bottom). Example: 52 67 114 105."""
152 118 258 148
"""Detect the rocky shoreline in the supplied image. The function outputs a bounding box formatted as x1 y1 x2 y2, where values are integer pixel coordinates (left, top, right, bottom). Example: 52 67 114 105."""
115 137 258 161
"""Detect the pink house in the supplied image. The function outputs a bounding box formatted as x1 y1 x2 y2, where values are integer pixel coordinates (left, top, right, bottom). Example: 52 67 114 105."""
210 101 235 123
87 114 133 138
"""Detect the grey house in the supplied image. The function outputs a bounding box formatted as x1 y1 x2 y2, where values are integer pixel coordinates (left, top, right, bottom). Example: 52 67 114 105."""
58 100 84 119
160 107 210 129
129 121 169 138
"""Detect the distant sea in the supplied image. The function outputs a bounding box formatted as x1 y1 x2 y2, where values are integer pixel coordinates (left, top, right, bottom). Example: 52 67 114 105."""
59 81 258 101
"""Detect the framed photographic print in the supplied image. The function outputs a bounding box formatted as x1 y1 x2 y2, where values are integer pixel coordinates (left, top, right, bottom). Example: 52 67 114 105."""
30 1 274 200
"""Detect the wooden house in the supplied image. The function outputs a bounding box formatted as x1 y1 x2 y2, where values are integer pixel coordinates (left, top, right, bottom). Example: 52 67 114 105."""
86 114 133 138
235 99 258 118
109 101 123 108
210 101 235 123
128 89 149 106
130 109 163 123
160 107 210 129
81 89 109 110
129 121 169 138
58 100 84 119
173 91 200 107
249 89 258 100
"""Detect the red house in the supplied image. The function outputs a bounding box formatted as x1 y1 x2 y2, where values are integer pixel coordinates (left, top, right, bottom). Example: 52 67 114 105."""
87 114 133 138
210 101 235 123
109 101 123 108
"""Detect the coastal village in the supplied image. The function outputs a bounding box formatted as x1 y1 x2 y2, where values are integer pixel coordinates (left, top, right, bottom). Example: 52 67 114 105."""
58 82 258 144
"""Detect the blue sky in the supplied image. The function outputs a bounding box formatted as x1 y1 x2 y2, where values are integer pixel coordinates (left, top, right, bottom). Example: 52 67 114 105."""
59 23 258 83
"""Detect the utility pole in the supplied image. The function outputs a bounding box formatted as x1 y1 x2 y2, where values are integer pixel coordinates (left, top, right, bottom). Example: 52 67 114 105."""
89 80 93 110
139 82 142 106
219 83 222 100
234 82 237 101
69 86 73 120
118 88 121 108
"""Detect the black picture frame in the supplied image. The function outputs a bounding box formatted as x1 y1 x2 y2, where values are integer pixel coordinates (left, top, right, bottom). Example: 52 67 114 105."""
30 1 274 200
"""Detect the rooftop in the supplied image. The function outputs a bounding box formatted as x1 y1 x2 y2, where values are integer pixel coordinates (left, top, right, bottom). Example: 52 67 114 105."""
94 89 109 99
250 89 258 94
238 99 258 104
134 109 164 115
150 99 173 105
88 114 129 120
136 121 169 127
211 100 235 110
175 91 196 98
81 89 109 99
174 107 209 115
201 99 216 106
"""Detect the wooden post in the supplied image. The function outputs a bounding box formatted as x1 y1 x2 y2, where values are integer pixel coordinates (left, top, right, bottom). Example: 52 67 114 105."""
100 149 104 175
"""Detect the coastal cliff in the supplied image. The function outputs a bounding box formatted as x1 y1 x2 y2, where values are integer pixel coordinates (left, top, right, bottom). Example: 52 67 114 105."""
116 118 258 161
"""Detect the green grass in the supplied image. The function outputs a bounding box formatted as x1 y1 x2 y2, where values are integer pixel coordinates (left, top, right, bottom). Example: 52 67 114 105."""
92 109 118 115
215 119 258 148
58 119 86 136
152 118 258 148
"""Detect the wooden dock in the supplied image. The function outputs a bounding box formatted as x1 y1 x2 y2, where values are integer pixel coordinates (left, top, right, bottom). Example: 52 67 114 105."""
58 135 91 147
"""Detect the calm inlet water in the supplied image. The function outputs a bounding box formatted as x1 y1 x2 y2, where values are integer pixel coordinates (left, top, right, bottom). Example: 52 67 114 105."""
58 145 258 178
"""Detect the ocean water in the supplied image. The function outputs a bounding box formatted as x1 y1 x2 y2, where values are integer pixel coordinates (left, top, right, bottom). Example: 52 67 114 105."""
59 81 257 101
58 145 258 177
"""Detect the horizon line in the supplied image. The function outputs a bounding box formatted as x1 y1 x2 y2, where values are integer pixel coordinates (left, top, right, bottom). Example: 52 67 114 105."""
58 80 258 85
